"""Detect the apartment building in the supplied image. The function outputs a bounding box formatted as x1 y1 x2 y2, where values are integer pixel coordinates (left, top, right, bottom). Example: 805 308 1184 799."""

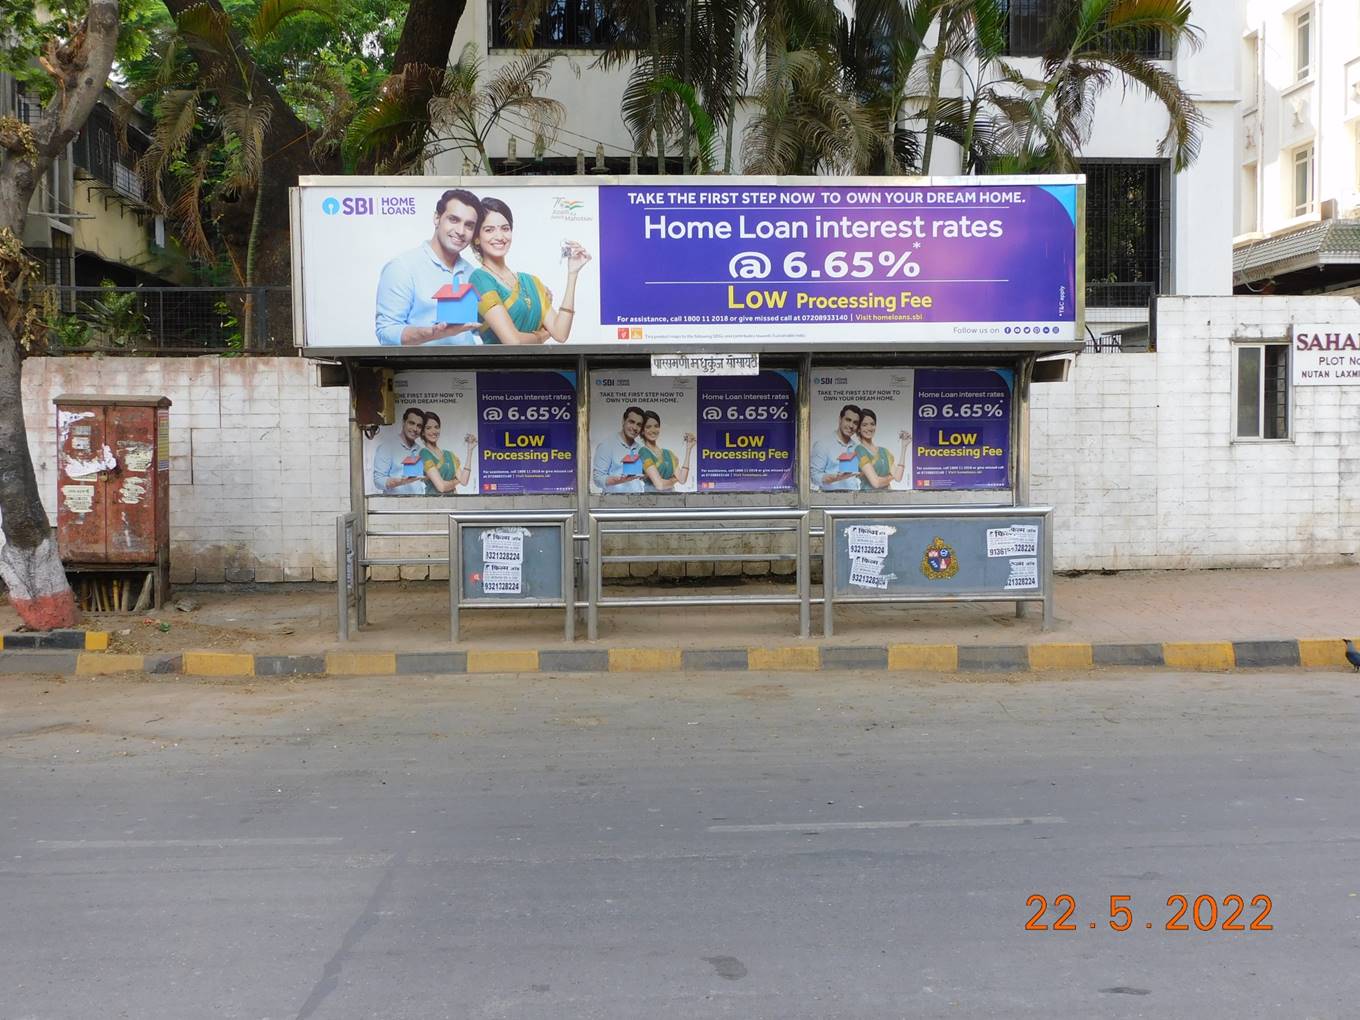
2 74 175 289
433 1 1239 348
1235 1 1360 294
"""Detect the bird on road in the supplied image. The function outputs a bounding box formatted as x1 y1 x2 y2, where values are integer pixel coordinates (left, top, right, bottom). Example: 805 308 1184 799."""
1345 639 1360 671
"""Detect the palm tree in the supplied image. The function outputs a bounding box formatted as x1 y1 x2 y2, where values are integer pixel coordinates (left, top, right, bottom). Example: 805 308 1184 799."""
134 0 339 347
498 0 746 174
346 42 566 174
914 0 1010 173
742 0 879 174
996 0 1205 173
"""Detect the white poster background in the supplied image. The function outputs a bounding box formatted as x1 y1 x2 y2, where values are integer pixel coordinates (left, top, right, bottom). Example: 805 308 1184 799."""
809 369 915 492
1291 327 1360 385
588 373 698 495
299 186 601 349
364 371 479 496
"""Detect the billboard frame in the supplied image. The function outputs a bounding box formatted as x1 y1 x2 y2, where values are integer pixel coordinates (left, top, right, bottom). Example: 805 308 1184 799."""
291 174 1086 358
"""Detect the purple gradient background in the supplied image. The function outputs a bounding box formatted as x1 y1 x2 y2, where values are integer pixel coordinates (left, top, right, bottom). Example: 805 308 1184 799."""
912 369 1011 490
475 371 577 494
695 372 797 492
598 184 1076 326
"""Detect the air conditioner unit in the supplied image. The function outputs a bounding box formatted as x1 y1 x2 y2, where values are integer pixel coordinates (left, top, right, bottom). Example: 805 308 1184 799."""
1320 197 1337 220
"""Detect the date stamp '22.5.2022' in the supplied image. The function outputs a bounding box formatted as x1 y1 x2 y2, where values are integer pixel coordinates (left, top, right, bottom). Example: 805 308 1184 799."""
1025 893 1274 933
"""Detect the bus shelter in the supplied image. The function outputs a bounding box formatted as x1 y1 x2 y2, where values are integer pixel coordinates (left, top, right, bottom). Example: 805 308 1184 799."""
291 175 1083 642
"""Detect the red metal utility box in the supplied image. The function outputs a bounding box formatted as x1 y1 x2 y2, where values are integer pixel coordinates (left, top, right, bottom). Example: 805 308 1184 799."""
55 394 171 610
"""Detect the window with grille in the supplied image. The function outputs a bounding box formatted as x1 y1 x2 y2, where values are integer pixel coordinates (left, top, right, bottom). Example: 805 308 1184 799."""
1004 0 1170 59
1082 160 1169 308
489 0 619 48
72 105 147 203
1234 343 1290 440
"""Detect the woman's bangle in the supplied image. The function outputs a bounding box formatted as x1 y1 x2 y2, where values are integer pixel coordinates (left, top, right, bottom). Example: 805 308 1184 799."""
559 307 575 314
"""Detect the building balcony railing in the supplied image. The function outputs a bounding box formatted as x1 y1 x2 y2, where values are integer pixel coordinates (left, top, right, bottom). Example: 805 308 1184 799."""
1084 282 1157 352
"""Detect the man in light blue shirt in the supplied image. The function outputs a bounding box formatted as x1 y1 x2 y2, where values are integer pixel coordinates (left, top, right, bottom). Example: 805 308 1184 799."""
371 407 429 495
374 189 483 346
592 406 646 494
810 404 863 491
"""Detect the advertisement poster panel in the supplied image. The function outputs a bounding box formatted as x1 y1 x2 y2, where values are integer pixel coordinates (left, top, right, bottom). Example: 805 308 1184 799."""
365 370 576 496
589 371 797 494
297 179 1079 348
809 368 915 493
912 368 1011 490
810 367 1012 492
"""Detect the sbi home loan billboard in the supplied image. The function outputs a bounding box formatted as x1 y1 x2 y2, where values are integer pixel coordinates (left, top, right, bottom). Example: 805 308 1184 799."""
294 176 1082 350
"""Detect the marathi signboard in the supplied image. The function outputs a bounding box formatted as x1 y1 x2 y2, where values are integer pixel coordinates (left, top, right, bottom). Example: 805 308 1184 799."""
810 367 1012 492
589 370 797 494
1292 326 1360 385
295 178 1081 349
365 370 576 496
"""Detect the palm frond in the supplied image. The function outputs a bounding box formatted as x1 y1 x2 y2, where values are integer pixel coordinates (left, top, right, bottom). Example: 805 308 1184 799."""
343 66 439 171
1092 47 1204 169
172 2 234 56
168 152 216 263
650 76 718 173
219 101 272 190
141 88 202 178
248 0 337 44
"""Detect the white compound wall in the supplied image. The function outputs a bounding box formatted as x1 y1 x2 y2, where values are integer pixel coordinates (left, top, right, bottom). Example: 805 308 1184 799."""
1032 296 1360 569
9 294 1358 581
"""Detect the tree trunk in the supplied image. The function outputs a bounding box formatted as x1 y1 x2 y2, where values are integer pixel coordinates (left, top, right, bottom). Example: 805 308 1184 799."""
648 0 665 173
723 19 741 174
680 0 692 175
920 38 946 174
392 0 468 72
355 0 470 175
0 327 76 628
242 181 265 350
0 0 120 629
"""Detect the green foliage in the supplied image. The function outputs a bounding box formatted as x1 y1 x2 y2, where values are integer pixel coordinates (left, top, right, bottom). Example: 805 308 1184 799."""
347 42 567 174
647 77 716 174
125 0 349 285
43 312 93 350
85 280 150 348
213 297 245 354
0 0 162 95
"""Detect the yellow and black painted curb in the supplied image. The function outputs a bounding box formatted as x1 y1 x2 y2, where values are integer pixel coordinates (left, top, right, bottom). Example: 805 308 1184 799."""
1 635 1358 677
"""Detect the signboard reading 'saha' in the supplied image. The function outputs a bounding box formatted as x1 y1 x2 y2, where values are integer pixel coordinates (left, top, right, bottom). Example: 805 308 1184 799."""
294 177 1082 350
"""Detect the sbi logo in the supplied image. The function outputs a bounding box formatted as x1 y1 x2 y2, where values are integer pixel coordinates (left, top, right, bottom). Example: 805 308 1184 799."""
320 196 375 215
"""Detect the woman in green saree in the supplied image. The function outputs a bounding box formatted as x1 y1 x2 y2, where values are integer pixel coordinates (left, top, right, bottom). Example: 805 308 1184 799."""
419 412 477 494
639 410 695 492
854 408 910 490
469 197 592 345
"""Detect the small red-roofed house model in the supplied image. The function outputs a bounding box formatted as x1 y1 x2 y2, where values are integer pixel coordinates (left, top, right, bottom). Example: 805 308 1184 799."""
433 282 479 324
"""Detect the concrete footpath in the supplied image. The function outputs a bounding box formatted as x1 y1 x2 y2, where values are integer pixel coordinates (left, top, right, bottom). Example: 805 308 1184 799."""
2 565 1359 677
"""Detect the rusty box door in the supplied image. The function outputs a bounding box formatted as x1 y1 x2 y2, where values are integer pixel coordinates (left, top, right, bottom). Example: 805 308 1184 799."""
55 395 171 566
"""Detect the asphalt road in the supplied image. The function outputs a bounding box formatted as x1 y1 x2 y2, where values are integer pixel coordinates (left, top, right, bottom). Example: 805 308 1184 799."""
1 669 1357 1019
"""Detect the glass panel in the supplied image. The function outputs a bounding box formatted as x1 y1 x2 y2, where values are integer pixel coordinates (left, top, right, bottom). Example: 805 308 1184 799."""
1297 11 1311 79
1294 148 1312 216
1236 346 1261 438
1264 344 1289 439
